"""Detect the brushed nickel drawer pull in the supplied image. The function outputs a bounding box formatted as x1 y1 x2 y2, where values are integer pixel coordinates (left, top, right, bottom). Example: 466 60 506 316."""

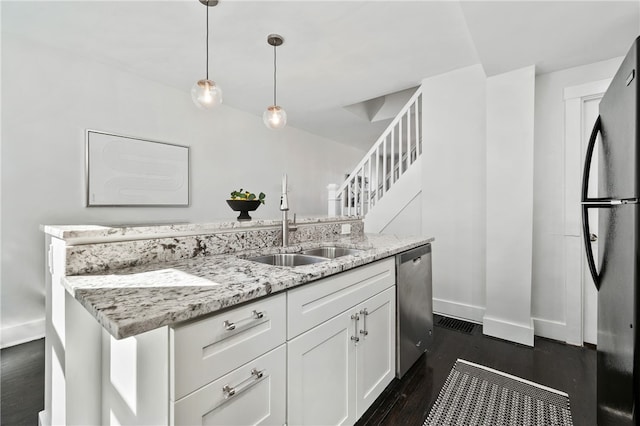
351 313 360 343
222 368 265 399
359 308 369 336
223 310 265 331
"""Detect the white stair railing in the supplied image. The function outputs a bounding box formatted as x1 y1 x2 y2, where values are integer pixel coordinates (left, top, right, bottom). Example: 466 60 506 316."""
333 87 423 217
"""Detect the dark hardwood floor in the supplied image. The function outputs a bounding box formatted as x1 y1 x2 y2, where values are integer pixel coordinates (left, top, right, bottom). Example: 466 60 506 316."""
1 316 596 426
357 315 597 426
1 338 45 426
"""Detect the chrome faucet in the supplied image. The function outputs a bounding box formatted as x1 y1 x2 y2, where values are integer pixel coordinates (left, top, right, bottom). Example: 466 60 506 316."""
280 174 296 247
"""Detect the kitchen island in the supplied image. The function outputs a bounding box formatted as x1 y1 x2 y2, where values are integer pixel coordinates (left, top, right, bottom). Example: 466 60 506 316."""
41 217 433 425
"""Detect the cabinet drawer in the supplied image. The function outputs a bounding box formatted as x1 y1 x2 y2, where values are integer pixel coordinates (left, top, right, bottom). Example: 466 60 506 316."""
172 344 286 426
170 293 286 400
287 258 395 339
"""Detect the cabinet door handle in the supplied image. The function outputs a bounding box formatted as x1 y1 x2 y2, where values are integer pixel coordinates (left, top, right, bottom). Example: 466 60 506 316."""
351 313 360 342
222 368 265 399
223 310 265 331
359 308 369 336
48 244 54 275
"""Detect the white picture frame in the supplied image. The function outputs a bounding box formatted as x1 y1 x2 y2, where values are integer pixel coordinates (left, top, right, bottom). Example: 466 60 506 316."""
86 130 190 206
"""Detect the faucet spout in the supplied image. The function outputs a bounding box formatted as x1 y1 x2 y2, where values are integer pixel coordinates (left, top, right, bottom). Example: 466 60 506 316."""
280 194 289 211
280 173 289 211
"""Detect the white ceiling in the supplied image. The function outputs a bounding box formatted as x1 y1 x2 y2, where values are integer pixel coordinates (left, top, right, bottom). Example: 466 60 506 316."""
3 1 638 150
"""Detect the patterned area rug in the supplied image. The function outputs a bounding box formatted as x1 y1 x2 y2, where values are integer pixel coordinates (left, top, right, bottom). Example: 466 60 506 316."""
423 359 574 426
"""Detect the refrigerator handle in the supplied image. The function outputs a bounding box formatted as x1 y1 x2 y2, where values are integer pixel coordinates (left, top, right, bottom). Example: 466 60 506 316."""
581 204 600 290
581 115 601 203
580 116 602 290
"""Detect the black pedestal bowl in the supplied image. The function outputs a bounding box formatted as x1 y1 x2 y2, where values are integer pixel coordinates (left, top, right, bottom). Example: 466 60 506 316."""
226 200 262 221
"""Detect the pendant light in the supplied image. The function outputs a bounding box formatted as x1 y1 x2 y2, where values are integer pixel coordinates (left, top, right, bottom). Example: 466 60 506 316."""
191 0 222 109
263 34 287 130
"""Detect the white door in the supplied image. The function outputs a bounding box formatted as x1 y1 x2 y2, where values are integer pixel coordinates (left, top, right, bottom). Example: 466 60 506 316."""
582 97 601 345
287 311 357 426
564 78 610 346
355 287 396 418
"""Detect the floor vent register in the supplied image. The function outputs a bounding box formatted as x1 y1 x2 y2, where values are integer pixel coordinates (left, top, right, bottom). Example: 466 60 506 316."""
435 316 476 334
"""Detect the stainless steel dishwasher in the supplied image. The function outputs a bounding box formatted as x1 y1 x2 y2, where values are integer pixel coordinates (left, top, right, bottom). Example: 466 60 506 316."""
396 243 433 378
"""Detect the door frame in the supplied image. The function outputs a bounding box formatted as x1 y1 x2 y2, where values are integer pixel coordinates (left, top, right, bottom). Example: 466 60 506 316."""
563 78 610 346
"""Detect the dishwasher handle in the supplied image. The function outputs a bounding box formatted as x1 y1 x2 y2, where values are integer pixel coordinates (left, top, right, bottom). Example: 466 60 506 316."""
398 244 431 264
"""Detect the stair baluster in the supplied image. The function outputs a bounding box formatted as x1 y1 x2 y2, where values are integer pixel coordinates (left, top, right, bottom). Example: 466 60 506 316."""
331 87 423 218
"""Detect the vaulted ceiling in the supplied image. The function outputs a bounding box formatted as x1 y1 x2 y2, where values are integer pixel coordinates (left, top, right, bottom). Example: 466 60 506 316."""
3 1 638 150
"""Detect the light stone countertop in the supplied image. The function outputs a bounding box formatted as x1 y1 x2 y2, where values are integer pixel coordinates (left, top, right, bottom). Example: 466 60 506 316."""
43 216 361 244
64 233 434 339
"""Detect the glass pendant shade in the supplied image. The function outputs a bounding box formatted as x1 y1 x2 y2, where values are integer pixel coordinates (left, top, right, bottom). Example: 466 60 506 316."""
192 1 221 110
263 105 287 129
264 34 286 130
191 79 222 109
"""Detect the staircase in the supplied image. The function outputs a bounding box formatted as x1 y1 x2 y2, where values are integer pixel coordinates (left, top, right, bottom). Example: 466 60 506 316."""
329 87 423 232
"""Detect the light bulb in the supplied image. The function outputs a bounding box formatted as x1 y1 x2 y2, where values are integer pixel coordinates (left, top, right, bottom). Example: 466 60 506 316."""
191 79 222 109
263 105 287 130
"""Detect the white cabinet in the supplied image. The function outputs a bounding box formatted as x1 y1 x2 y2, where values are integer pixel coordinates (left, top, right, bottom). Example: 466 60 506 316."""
170 293 286 401
354 288 396 417
170 293 287 426
287 307 358 426
172 345 286 426
287 260 396 426
287 258 395 339
45 244 398 426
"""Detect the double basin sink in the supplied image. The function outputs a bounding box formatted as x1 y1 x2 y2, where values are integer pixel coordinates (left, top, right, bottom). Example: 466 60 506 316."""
249 247 364 267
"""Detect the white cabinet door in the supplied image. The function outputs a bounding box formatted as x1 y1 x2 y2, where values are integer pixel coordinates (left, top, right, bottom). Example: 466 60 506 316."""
172 344 286 426
287 311 358 426
355 287 396 418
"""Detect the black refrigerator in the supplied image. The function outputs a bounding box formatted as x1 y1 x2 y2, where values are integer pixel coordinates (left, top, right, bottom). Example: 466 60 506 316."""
582 36 639 426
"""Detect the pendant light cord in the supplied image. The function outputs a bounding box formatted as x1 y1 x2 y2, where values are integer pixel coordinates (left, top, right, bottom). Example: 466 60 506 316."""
273 44 277 106
205 2 209 80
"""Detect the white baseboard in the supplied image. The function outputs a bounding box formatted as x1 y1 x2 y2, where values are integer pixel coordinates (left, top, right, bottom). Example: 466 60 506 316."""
483 315 534 347
532 317 567 343
433 297 485 323
1 318 45 348
433 299 568 345
39 410 49 426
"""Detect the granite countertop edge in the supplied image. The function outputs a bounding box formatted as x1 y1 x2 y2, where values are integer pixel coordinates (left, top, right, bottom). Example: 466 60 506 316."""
42 216 363 244
64 234 434 340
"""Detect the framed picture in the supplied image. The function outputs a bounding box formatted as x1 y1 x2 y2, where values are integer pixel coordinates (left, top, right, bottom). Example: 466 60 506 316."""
85 130 190 206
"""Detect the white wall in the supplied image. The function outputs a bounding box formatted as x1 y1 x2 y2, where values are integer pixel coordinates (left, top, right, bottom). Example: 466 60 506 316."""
364 158 422 235
484 65 536 346
532 57 623 339
421 64 487 323
1 34 365 347
379 193 422 237
396 58 624 346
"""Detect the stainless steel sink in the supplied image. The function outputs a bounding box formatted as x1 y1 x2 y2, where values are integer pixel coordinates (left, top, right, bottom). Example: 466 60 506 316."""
301 247 364 259
248 253 328 267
